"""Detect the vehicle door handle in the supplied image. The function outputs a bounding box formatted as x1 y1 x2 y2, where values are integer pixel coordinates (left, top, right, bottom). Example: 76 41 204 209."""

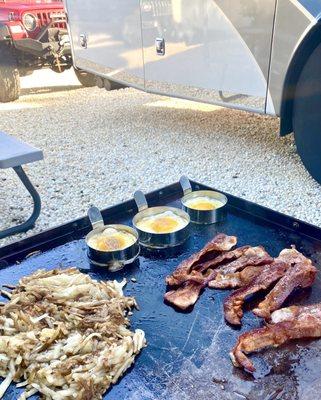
155 38 165 56
80 33 88 49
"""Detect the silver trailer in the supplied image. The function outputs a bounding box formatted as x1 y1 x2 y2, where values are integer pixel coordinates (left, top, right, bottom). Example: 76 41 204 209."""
64 0 321 184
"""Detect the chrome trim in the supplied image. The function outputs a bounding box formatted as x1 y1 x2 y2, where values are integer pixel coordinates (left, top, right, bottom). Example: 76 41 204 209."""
86 224 140 270
181 190 227 225
133 205 190 249
22 13 37 32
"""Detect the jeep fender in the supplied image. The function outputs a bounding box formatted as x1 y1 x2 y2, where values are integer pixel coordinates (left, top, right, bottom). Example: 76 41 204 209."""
280 18 321 136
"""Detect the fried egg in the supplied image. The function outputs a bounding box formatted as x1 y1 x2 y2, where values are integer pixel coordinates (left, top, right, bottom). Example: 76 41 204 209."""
136 211 188 234
184 196 224 211
88 227 136 252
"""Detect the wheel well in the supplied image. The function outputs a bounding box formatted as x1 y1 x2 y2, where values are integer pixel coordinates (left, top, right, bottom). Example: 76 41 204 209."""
0 23 10 41
280 20 321 136
0 41 17 60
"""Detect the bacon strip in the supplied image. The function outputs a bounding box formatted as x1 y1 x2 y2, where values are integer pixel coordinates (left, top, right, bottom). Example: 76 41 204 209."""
164 282 204 310
166 234 237 287
208 265 264 289
208 247 273 288
165 235 275 310
277 247 310 265
170 246 251 287
253 261 317 319
230 304 321 373
215 246 273 275
223 248 314 325
223 261 289 325
165 265 223 309
193 246 250 275
165 250 271 310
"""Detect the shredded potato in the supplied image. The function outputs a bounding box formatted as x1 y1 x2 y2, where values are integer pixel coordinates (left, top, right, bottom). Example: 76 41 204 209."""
0 268 146 399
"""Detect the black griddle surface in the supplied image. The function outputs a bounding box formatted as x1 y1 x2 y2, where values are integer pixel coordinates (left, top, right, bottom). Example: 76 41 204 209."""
1 181 321 400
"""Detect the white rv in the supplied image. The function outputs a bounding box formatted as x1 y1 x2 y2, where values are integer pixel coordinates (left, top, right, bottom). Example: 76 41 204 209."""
64 0 321 184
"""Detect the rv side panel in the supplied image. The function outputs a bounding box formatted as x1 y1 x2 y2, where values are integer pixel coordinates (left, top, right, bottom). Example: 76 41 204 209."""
65 0 144 87
141 0 276 113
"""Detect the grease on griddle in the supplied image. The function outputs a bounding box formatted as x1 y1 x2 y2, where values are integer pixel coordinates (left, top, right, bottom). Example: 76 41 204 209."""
212 376 227 390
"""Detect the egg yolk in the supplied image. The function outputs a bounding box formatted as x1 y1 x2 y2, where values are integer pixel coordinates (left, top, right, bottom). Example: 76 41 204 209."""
185 196 223 211
149 217 180 233
96 235 126 251
190 201 216 211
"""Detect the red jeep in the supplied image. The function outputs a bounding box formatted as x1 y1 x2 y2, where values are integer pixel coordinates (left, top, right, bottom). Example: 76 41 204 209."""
0 0 95 102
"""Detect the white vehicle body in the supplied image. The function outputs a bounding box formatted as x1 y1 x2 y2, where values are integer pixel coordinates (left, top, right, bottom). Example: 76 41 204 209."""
64 0 321 184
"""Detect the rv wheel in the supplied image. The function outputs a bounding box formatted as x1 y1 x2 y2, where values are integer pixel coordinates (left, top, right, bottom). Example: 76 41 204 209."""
293 43 321 184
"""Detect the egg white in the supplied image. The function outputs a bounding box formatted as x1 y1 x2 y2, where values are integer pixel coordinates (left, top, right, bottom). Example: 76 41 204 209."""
88 227 136 252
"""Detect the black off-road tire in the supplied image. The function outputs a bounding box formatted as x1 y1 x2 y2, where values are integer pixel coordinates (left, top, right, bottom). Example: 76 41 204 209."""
0 45 20 102
293 43 321 184
74 69 97 87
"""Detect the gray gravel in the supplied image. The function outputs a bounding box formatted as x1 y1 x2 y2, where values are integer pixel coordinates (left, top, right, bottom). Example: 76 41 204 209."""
1 71 321 247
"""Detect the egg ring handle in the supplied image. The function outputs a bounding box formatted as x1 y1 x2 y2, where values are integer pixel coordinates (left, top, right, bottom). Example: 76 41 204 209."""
134 190 148 212
180 175 192 196
88 206 105 230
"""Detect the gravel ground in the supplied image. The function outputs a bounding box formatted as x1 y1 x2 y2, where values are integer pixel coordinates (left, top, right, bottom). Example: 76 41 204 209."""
1 69 321 247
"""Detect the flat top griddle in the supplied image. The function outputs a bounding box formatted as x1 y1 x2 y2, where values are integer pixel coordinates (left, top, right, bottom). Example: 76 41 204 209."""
1 181 321 400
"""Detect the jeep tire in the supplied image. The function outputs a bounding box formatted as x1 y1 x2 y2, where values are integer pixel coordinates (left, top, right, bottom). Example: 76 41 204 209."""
74 68 97 87
0 45 20 102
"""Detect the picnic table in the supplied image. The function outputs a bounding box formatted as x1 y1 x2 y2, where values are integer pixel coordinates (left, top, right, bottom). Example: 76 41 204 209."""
0 131 43 239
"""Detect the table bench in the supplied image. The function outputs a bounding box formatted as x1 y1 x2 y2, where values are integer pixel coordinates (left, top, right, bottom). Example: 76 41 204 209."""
0 131 43 239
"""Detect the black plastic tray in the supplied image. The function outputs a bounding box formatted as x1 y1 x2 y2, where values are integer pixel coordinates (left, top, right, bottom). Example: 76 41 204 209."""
1 180 321 400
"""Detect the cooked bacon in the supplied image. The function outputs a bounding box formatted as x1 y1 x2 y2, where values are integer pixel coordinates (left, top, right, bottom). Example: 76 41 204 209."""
208 265 264 289
253 261 317 319
214 246 273 275
224 261 289 325
166 243 271 288
170 246 251 287
165 246 272 309
165 236 274 310
277 247 310 265
164 259 269 311
193 246 250 275
165 264 224 309
208 246 273 288
164 282 203 310
166 234 237 287
223 248 314 325
230 304 321 373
